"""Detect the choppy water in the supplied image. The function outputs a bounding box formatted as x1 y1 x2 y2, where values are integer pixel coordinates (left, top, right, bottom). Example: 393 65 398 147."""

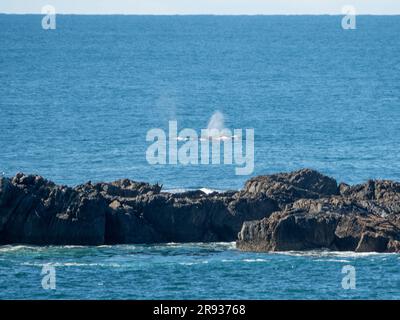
0 243 399 299
1 15 400 299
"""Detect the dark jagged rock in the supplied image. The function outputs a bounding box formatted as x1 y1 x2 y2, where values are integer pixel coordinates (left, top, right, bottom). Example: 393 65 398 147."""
0 174 106 245
237 189 400 253
243 168 339 206
105 190 278 243
1 169 399 252
0 172 277 245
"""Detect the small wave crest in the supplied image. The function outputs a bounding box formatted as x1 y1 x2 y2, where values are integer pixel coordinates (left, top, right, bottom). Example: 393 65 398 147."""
21 262 121 268
0 245 45 253
164 188 223 194
274 250 392 258
179 260 209 266
242 258 268 263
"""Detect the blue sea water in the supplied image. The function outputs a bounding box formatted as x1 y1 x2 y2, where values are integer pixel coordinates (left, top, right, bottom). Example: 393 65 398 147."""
0 244 399 300
0 15 400 299
1 15 400 189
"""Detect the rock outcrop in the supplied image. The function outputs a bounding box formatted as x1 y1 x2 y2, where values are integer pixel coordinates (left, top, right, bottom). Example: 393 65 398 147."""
0 172 278 245
243 168 339 205
1 168 399 252
237 177 400 253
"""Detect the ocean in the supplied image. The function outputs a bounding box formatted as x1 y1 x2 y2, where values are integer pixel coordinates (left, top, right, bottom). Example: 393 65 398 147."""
0 15 399 299
0 244 399 299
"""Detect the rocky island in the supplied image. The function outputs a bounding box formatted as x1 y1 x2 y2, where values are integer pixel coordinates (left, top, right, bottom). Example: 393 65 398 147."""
0 169 399 252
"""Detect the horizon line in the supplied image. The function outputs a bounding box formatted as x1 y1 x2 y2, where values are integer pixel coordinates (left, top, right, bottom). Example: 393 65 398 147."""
1 13 400 16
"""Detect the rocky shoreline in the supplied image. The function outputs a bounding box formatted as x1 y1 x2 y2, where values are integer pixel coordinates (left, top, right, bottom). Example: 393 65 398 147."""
0 169 399 252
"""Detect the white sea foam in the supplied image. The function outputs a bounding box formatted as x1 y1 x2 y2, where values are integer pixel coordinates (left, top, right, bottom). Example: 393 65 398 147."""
163 242 236 250
242 258 268 263
314 259 351 263
221 258 269 263
199 188 219 194
221 259 235 263
0 244 102 253
61 245 86 249
179 260 209 266
21 262 121 268
209 242 236 250
274 250 393 258
179 262 196 266
0 245 44 252
164 188 224 194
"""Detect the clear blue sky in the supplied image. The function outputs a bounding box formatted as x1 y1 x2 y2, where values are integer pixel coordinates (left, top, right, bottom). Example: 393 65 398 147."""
1 0 399 15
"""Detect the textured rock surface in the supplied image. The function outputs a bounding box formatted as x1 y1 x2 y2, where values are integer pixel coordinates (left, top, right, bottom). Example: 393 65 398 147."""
243 168 339 206
1 168 399 251
0 172 278 245
237 175 400 253
0 174 107 245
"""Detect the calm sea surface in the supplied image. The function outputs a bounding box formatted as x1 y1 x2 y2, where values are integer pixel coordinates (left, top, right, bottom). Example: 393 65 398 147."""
0 15 399 299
